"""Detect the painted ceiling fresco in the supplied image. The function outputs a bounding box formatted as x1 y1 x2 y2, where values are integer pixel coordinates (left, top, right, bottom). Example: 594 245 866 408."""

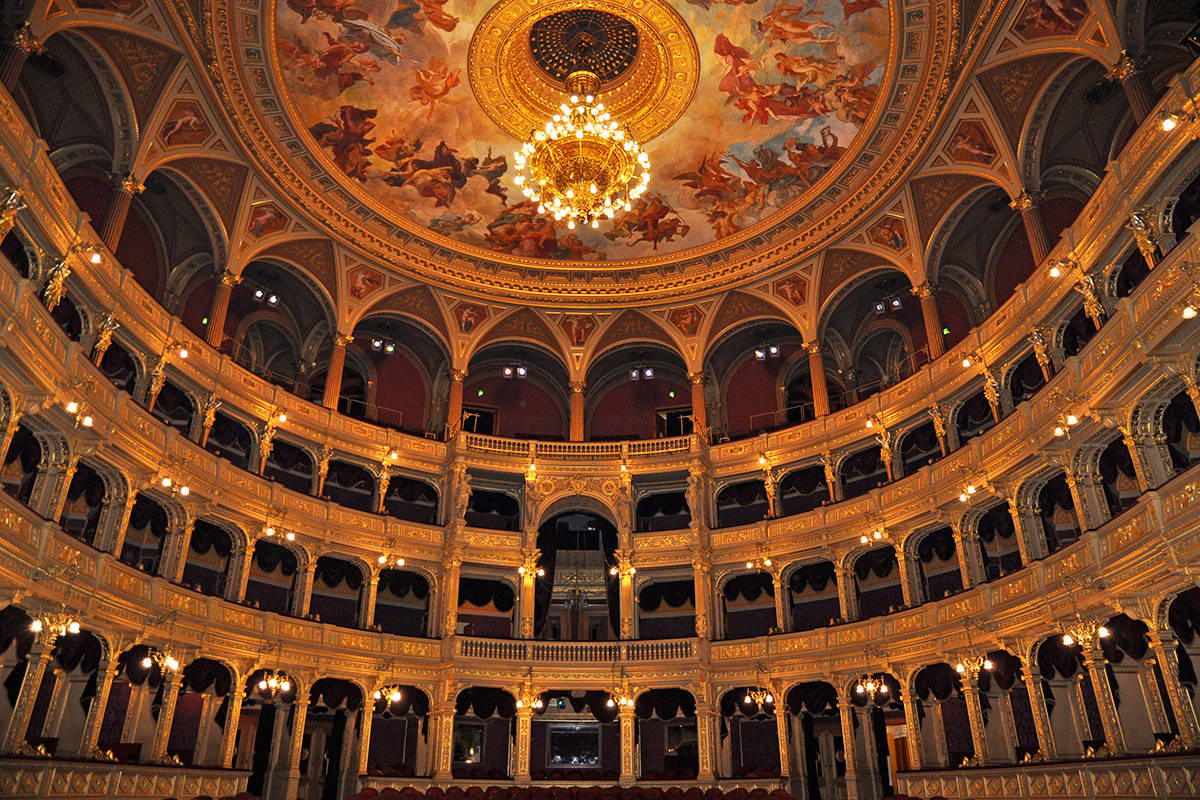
275 0 890 262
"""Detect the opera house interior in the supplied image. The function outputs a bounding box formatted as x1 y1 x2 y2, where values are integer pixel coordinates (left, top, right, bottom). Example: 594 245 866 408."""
1 0 1200 799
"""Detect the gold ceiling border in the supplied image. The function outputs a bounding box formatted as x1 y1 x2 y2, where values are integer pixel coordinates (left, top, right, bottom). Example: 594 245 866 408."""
206 0 953 304
467 0 699 144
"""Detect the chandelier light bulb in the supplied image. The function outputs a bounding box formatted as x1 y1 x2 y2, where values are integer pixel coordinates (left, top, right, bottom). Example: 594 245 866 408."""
65 400 79 414
142 656 153 669
89 250 102 265
1054 426 1066 437
1049 264 1061 278
285 532 295 541
374 690 383 700
1097 625 1110 638
30 619 42 632
164 656 179 671
178 347 188 359
1062 633 1075 646
1066 414 1078 426
280 680 291 692
161 477 172 488
962 357 972 368
81 415 93 427
259 679 269 690
1162 114 1179 132
390 690 402 702
1184 304 1197 319
67 621 80 634
983 659 994 671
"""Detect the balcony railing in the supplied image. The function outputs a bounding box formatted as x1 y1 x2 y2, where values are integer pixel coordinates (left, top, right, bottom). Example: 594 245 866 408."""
456 637 695 663
462 435 693 460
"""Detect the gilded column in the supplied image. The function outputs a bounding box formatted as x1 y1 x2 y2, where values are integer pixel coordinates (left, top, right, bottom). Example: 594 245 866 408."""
1082 651 1127 754
149 667 184 762
616 549 636 640
225 545 255 604
429 705 456 779
1108 51 1154 123
278 701 310 800
806 341 830 417
356 705 375 777
91 314 119 365
1010 189 1051 265
218 689 245 768
514 705 533 782
901 689 928 769
691 552 711 640
205 271 239 349
1007 495 1048 564
695 703 717 780
1064 467 1110 532
838 702 866 800
322 333 353 410
1020 666 1058 760
519 548 539 639
569 381 585 441
951 522 986 588
895 549 919 608
835 565 858 622
74 656 119 758
774 704 791 778
446 369 466 436
961 682 991 765
771 568 787 633
0 639 54 753
688 371 707 434
358 567 379 629
619 703 637 785
913 283 944 359
0 25 39 90
98 175 143 252
441 549 463 637
291 560 317 618
1148 630 1200 748
161 517 195 583
1127 210 1160 268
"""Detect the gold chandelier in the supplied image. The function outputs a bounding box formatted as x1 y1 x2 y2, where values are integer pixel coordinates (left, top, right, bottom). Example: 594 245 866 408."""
514 64 649 230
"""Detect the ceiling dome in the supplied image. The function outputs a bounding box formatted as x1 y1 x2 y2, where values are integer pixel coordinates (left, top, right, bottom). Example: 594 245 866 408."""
210 0 937 303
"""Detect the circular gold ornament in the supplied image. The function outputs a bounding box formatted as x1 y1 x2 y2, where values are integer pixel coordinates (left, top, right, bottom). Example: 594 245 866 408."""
467 0 699 144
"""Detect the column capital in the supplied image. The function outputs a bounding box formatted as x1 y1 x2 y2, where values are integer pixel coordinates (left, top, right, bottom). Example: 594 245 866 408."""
570 380 585 394
450 368 467 382
804 339 821 355
333 332 354 348
1009 187 1043 212
117 174 145 195
911 282 934 299
1106 49 1145 82
688 370 705 385
219 269 241 287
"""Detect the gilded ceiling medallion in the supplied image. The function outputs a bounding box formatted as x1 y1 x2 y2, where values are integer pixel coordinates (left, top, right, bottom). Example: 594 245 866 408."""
467 0 699 144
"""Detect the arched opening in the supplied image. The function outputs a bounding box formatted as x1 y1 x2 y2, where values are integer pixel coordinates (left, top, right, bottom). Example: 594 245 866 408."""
706 321 804 439
635 689 698 780
714 479 768 528
637 579 695 639
263 437 315 494
456 577 515 639
170 658 234 766
97 340 139 397
1097 437 1141 515
586 345 689 440
634 490 690 532
373 570 430 637
976 503 1022 579
150 379 195 436
852 547 903 620
309 556 365 628
349 314 447 435
180 521 234 597
303 678 364 800
529 689 621 780
912 663 973 767
1061 305 1099 357
897 421 943 475
535 511 618 641
204 411 254 471
786 561 840 631
719 687 779 778
1007 350 1049 405
913 526 963 601
244 539 299 615
363 685 429 779
234 669 300 794
465 343 569 440
785 681 841 800
778 465 830 516
465 489 521 532
119 493 168 574
1038 473 1080 554
383 475 439 525
58 460 105 546
452 687 515 780
1035 635 1107 758
840 444 886 500
1163 390 1200 469
323 460 375 512
96 644 172 762
721 572 775 640
49 293 83 341
955 388 997 445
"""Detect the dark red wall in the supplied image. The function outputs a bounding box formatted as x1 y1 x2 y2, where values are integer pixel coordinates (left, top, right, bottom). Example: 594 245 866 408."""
992 195 1085 304
465 377 564 439
63 174 111 225
363 348 427 432
181 278 216 340
114 204 161 298
589 377 688 440
935 288 972 350
723 345 800 435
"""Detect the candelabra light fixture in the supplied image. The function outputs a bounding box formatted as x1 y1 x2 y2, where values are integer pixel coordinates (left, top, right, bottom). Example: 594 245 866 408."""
158 474 190 497
29 608 80 638
373 685 405 704
140 648 181 673
1061 613 1110 650
63 399 94 428
743 686 774 707
256 669 293 696
859 526 888 545
745 547 773 571
854 674 891 700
